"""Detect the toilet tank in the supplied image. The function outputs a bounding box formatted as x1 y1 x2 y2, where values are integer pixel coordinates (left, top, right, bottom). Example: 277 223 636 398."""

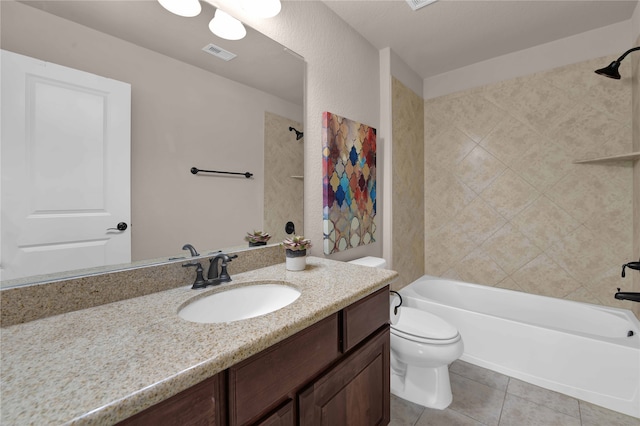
348 256 387 269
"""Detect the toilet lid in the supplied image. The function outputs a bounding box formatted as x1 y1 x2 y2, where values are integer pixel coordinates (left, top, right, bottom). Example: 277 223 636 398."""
392 307 458 340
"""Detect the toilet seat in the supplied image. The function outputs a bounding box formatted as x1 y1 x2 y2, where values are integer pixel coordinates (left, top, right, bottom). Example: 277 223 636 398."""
391 307 460 345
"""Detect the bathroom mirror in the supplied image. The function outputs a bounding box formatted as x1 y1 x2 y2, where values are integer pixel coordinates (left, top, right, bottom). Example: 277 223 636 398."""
0 0 304 286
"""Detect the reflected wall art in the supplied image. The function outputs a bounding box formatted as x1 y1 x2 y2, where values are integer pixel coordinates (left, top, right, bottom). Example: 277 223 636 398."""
322 112 376 254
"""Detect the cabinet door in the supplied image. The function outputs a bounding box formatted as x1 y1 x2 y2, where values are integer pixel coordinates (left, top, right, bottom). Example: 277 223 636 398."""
229 313 340 425
256 400 295 426
299 326 390 426
117 373 224 426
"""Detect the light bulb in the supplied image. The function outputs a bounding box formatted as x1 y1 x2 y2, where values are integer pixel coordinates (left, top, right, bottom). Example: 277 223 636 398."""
209 9 246 41
241 0 282 18
157 0 201 17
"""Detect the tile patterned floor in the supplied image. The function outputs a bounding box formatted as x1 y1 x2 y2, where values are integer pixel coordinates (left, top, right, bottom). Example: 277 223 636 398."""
390 360 640 426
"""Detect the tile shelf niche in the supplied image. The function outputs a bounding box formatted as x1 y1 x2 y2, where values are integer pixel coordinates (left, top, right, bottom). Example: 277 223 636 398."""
573 151 640 164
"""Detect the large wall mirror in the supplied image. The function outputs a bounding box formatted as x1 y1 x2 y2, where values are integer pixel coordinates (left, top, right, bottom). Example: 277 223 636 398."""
0 0 304 287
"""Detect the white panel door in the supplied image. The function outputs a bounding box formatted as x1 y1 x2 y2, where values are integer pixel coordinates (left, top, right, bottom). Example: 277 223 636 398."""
1 50 131 283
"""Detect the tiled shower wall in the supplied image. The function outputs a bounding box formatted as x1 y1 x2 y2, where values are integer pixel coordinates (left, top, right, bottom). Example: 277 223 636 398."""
392 78 425 289
264 112 304 244
423 54 636 311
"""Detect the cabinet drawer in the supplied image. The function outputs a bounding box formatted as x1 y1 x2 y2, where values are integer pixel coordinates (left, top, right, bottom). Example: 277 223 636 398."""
342 286 389 352
228 313 340 426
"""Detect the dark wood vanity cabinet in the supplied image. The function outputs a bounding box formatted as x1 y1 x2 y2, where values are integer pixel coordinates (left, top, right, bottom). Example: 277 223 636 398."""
118 373 226 426
120 286 390 426
298 327 390 426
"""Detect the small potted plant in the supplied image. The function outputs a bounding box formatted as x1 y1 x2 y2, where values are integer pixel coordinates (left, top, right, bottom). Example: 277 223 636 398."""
282 235 312 271
245 230 271 247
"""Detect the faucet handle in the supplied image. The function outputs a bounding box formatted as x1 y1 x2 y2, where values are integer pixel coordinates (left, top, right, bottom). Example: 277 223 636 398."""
183 261 206 289
218 254 237 282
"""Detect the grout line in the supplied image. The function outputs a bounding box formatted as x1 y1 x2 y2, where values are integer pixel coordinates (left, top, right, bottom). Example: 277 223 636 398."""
578 400 583 426
496 377 510 426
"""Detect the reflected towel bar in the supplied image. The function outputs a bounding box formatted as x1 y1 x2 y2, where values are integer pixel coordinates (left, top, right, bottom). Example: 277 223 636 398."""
191 167 253 178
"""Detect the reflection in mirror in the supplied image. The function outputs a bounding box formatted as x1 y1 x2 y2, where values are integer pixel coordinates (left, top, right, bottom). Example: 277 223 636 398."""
0 0 304 287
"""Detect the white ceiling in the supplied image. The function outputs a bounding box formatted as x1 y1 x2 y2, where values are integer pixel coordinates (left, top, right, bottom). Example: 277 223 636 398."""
18 0 305 105
322 0 638 79
18 1 637 103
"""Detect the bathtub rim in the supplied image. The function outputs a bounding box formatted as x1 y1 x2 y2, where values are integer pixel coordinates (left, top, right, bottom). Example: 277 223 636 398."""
400 274 640 348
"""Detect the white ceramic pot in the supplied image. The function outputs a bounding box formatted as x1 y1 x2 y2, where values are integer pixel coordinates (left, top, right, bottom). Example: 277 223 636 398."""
285 249 306 271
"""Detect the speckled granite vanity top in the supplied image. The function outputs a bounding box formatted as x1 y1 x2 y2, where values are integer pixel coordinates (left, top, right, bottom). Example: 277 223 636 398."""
0 257 397 425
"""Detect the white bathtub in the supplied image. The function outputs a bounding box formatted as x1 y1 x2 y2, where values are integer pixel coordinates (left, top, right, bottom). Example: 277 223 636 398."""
399 276 640 418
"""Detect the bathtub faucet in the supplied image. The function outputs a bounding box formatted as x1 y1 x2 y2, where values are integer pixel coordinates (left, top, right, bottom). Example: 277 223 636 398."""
615 289 640 303
621 260 640 278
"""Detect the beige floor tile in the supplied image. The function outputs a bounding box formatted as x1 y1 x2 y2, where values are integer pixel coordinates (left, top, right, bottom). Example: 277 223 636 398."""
416 407 486 426
449 360 510 392
499 393 581 426
449 373 506 426
390 394 425 426
506 378 580 418
579 401 640 426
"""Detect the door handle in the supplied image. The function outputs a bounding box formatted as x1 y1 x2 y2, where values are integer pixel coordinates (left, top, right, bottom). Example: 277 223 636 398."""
107 222 128 231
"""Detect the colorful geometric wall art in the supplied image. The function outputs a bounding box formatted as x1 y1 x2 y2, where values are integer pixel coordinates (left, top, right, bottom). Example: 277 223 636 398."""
322 112 377 254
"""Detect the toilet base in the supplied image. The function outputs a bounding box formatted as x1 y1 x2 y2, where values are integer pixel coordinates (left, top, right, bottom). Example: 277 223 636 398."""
390 362 453 410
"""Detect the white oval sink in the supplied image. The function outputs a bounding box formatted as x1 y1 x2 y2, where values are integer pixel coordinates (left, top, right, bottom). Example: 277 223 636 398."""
178 283 301 324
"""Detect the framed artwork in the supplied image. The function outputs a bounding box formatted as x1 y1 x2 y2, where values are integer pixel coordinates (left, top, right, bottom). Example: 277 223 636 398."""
322 112 376 254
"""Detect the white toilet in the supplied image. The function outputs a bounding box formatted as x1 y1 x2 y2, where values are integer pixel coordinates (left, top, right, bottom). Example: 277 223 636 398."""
348 257 464 410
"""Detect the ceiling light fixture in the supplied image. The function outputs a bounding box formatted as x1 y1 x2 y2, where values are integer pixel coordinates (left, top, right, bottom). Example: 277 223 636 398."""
157 0 201 17
241 0 282 18
594 46 640 79
209 9 247 41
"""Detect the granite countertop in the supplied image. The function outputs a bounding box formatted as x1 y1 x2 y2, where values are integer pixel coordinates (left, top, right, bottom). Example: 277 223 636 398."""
0 257 398 425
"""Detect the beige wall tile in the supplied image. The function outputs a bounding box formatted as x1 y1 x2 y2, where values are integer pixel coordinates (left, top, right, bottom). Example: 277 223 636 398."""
455 146 506 193
510 137 574 191
423 54 635 315
481 169 539 219
454 197 507 246
426 127 476 170
549 104 632 159
481 223 541 274
511 254 582 298
452 248 507 286
480 116 543 165
511 196 580 250
392 77 424 289
546 226 620 283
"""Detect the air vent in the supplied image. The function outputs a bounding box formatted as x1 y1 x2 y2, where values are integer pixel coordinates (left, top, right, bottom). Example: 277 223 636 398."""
202 43 237 61
406 0 438 11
